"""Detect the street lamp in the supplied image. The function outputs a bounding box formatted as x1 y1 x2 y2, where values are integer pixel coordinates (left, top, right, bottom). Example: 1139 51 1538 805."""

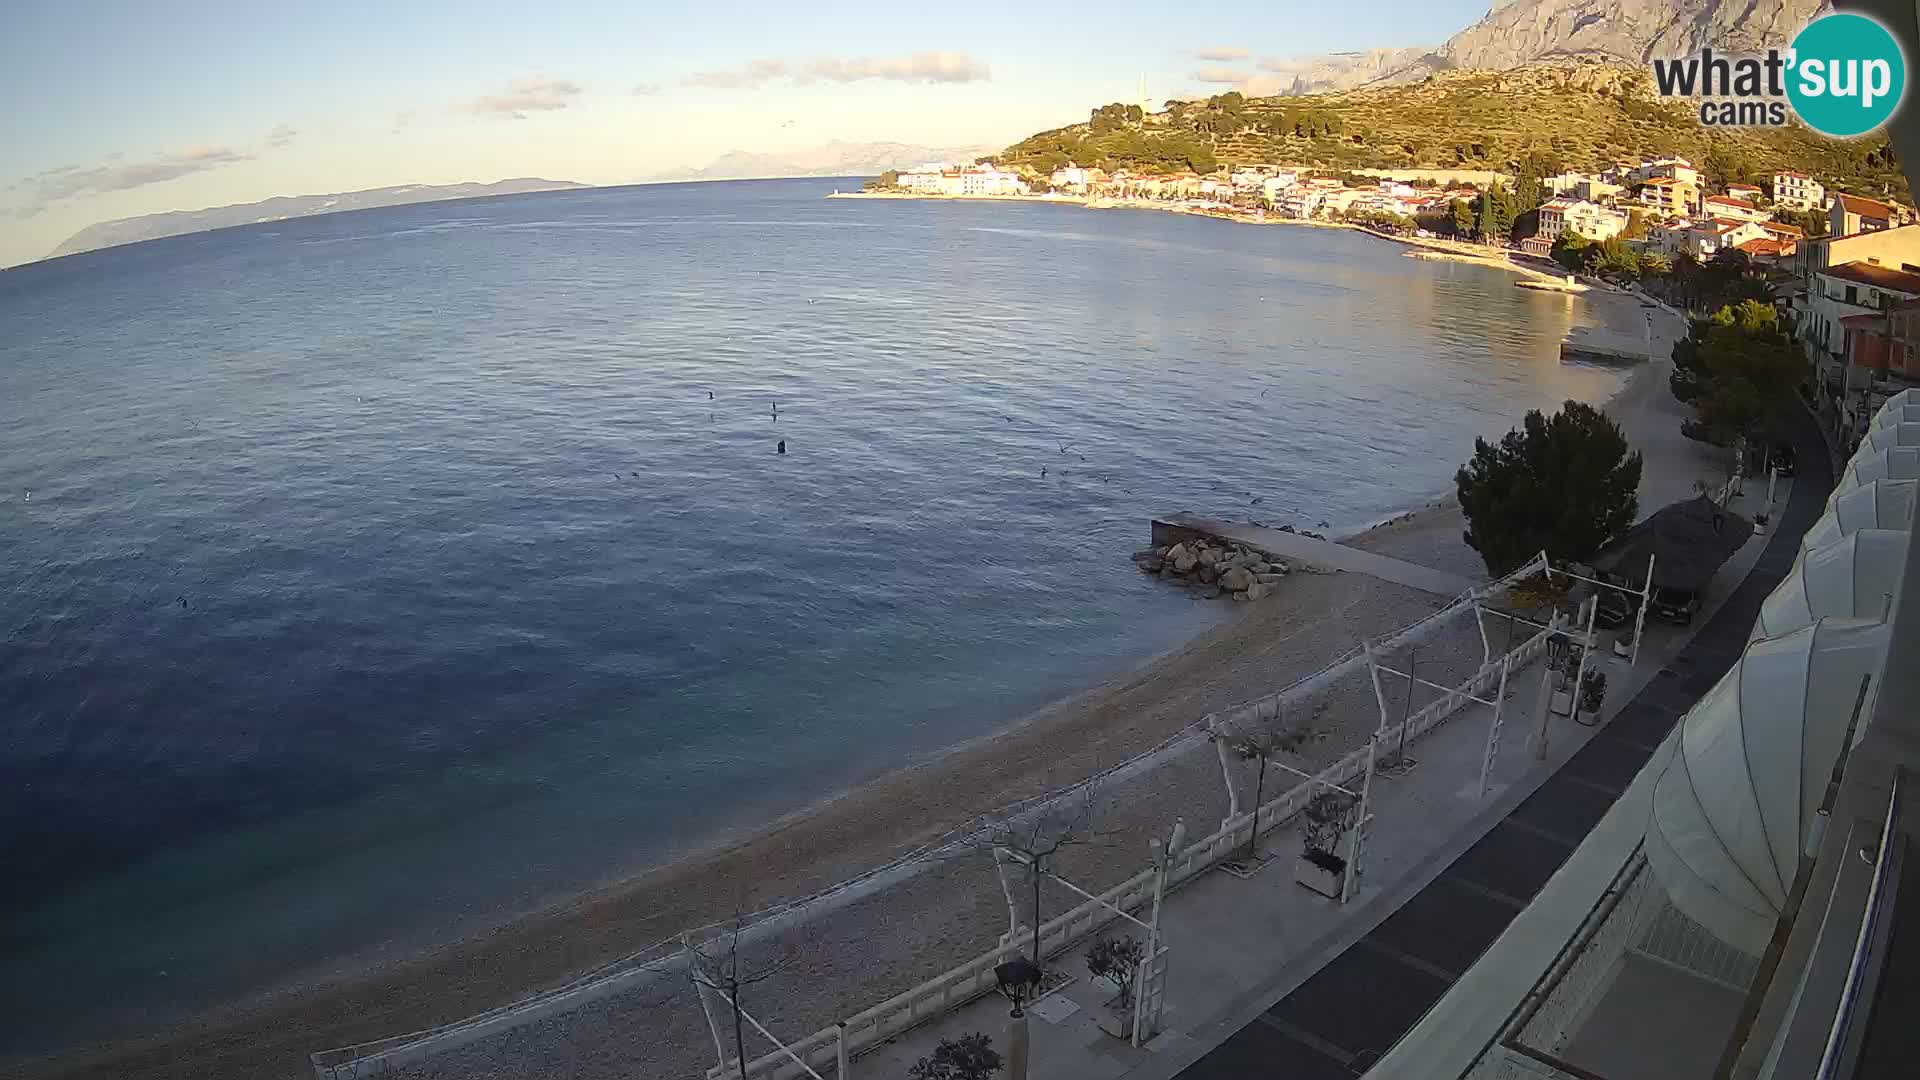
995 958 1042 1080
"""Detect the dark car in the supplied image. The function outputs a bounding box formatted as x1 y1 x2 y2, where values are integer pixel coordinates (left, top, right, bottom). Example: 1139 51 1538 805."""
1648 585 1700 625
1768 443 1797 477
1595 587 1639 629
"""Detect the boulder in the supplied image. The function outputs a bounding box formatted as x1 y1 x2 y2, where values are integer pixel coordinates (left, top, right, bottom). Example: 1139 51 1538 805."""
1232 590 1250 602
1198 547 1220 567
1171 546 1199 573
1198 566 1218 585
1221 566 1255 592
1273 561 1290 574
1249 561 1270 575
1200 584 1222 599
1247 580 1269 601
1139 557 1165 573
1256 572 1286 586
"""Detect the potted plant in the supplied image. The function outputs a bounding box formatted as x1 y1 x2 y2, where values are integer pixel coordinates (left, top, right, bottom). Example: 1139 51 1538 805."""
1295 789 1358 899
1754 512 1771 536
909 1033 1003 1080
1579 669 1608 717
1084 935 1147 1038
1612 623 1633 659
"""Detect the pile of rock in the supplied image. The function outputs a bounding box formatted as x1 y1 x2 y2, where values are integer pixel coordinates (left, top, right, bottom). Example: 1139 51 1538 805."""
1133 538 1290 601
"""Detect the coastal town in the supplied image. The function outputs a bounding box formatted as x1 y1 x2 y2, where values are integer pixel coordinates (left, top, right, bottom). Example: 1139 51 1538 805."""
863 154 1920 451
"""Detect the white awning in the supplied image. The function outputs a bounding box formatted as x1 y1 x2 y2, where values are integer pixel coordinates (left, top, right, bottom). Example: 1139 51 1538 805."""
1755 530 1909 640
1803 479 1918 555
1860 421 1920 455
1646 618 1891 954
1871 403 1920 432
1873 388 1920 424
1834 446 1920 499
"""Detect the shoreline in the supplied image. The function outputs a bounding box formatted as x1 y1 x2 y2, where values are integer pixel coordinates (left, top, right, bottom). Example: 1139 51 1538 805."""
21 235 1668 1080
828 189 1570 283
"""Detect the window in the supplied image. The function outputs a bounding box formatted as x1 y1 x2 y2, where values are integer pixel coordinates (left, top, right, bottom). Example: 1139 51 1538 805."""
1847 285 1859 304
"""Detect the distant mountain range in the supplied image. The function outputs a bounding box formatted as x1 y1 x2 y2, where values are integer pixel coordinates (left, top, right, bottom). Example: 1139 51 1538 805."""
656 140 998 181
1264 0 1824 93
47 178 590 260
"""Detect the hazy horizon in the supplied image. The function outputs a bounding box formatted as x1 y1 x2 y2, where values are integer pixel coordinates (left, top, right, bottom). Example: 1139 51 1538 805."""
0 0 1489 267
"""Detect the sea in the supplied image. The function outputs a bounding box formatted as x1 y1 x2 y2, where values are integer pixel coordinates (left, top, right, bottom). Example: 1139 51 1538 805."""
0 178 1628 1054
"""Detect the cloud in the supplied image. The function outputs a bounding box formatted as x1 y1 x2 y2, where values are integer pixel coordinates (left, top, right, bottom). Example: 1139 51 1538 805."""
456 75 583 119
685 52 991 89
8 146 252 217
685 58 790 89
632 82 662 96
264 123 298 149
1195 46 1250 61
1192 66 1249 84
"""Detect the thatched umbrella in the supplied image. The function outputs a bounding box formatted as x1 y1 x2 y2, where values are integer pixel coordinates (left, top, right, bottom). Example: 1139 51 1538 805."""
1595 495 1754 591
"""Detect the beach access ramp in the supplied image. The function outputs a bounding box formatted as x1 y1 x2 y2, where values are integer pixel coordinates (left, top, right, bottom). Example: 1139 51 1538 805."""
1152 513 1480 598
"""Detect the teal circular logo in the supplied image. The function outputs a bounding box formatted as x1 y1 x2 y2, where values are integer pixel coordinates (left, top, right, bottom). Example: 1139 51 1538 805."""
1787 13 1906 137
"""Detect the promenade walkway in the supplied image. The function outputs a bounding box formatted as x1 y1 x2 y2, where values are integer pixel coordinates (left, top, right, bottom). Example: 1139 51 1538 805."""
1153 514 1480 599
1162 407 1829 1080
859 416 1817 1080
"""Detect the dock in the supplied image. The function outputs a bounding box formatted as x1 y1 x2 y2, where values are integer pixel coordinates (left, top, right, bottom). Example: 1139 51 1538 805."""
1151 513 1480 599
1561 325 1651 365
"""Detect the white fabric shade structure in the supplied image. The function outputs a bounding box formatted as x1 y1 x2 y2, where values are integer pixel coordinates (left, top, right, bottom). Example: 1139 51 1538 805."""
1646 619 1892 954
1754 530 1909 640
1859 421 1920 455
1833 445 1920 498
1872 403 1920 431
1801 479 1919 557
1872 388 1920 421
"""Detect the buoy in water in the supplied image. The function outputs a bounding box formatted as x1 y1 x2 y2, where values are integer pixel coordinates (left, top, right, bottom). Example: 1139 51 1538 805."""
777 440 786 454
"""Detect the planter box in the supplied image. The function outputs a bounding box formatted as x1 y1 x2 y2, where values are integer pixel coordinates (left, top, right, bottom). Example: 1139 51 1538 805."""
1295 849 1347 899
1613 637 1632 659
1089 999 1134 1040
1550 687 1575 717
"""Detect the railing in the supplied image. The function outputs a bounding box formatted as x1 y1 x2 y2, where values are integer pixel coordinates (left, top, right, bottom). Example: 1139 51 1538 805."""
1816 765 1905 1080
721 631 1552 1080
315 558 1554 1079
1464 850 1650 1080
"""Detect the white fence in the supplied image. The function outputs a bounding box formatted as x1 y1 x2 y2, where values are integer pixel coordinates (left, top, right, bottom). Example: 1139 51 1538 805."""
715 627 1553 1080
315 558 1554 1080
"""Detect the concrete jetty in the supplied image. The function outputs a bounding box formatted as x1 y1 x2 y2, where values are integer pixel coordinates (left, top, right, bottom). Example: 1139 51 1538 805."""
1151 513 1480 598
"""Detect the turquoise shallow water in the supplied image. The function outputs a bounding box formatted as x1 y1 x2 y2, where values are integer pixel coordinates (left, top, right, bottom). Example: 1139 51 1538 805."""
0 178 1624 1050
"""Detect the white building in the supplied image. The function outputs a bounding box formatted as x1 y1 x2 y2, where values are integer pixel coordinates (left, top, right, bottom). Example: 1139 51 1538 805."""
1260 172 1300 205
1701 194 1769 223
1536 198 1629 242
1634 156 1700 186
1049 166 1094 191
1652 216 1770 260
1638 177 1700 217
1275 187 1328 219
1773 170 1827 211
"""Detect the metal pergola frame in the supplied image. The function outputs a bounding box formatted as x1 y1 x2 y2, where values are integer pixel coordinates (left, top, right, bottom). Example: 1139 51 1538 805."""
687 942 830 1080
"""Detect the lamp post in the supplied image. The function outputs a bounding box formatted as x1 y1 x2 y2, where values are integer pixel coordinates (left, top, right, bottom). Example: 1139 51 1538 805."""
994 958 1042 1080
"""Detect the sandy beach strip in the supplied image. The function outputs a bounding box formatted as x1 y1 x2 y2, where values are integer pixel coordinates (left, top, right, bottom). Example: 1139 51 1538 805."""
16 294 1691 1080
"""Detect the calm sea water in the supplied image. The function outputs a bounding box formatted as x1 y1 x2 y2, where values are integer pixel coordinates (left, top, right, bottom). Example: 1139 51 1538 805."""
0 178 1625 1050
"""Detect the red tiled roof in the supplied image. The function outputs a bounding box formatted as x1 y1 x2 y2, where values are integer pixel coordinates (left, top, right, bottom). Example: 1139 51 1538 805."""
1836 192 1896 217
1762 221 1805 238
1822 261 1920 293
1737 238 1786 257
1705 196 1756 209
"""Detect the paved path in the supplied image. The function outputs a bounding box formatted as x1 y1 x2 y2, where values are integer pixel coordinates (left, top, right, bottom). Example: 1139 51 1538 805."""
1164 406 1830 1080
1154 515 1479 599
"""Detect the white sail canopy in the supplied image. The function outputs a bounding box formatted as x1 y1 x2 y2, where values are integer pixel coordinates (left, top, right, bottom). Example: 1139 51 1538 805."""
1754 530 1909 640
1834 446 1920 499
1646 618 1891 954
1871 403 1920 431
1859 421 1920 456
1872 388 1920 424
1804 479 1918 555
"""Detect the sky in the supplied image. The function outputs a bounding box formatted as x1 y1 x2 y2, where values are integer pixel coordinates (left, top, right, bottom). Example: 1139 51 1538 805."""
0 0 1489 268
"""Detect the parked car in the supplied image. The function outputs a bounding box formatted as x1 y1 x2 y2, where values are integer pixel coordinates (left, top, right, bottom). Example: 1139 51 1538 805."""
1648 585 1701 625
1767 443 1797 477
1595 588 1639 629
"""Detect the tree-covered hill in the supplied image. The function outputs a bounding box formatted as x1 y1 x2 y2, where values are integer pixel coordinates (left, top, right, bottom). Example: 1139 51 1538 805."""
998 62 1908 201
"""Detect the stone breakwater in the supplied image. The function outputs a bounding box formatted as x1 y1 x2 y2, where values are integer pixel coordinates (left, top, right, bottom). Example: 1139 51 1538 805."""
1132 536 1291 601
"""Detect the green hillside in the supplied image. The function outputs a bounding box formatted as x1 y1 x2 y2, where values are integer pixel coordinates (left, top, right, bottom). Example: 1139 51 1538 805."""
999 62 1908 201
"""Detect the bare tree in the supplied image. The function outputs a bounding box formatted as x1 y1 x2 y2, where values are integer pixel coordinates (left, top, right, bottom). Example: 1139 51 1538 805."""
684 916 805 1079
1220 714 1317 860
970 785 1103 975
